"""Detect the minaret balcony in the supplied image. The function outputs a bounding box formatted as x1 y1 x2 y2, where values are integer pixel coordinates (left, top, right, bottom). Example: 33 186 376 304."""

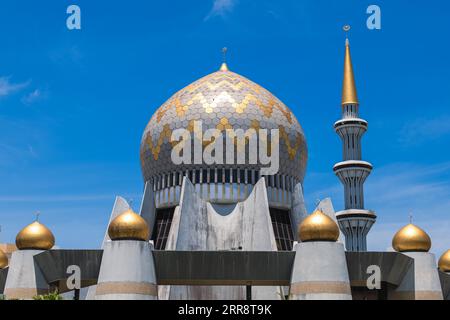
333 160 373 172
334 118 368 131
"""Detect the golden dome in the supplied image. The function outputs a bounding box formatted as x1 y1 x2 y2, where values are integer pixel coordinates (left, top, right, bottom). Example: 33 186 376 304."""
392 224 431 252
16 221 55 250
0 249 8 269
438 250 450 272
299 210 340 242
108 209 150 241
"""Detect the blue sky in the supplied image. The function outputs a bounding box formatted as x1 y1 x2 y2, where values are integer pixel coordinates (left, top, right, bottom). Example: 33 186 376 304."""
0 0 449 255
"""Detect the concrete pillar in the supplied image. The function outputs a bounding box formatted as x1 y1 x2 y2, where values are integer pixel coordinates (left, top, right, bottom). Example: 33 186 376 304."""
95 240 158 300
86 196 131 300
393 252 443 300
4 250 48 300
290 242 352 300
290 182 308 240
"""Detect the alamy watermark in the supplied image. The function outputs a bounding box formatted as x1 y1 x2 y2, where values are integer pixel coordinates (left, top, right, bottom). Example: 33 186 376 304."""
367 5 381 30
170 120 280 175
367 265 381 290
66 265 81 290
66 5 81 30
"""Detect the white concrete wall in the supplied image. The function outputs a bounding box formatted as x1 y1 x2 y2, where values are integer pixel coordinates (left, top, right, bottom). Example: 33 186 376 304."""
290 182 308 240
394 252 443 300
86 196 131 300
139 181 156 234
315 198 345 244
95 240 157 300
290 242 352 300
165 177 281 300
4 250 48 300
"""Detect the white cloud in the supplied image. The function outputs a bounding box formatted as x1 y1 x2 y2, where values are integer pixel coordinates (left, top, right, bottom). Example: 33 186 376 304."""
21 89 44 105
399 115 450 145
205 0 237 20
0 77 30 97
364 162 450 256
306 161 450 257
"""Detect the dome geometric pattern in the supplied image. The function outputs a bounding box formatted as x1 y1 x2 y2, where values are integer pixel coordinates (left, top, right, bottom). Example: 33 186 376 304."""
140 66 307 184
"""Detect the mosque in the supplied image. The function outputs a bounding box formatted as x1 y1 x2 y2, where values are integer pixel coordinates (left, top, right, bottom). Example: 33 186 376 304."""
0 37 449 300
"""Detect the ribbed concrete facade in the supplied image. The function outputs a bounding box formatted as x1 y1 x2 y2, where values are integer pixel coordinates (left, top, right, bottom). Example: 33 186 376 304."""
160 177 282 300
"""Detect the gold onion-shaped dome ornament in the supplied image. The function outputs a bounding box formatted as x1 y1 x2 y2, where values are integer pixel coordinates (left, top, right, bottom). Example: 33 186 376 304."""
299 209 340 242
16 221 55 250
108 209 150 241
392 223 431 253
438 250 450 272
0 249 8 269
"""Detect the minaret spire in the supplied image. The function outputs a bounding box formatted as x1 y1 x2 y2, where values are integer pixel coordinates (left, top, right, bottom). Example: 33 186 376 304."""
333 26 376 252
342 36 359 105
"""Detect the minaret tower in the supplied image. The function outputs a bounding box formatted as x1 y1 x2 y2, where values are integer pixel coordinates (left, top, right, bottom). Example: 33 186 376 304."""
333 27 376 252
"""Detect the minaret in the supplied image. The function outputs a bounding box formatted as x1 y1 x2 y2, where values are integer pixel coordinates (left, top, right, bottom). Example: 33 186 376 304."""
333 31 376 252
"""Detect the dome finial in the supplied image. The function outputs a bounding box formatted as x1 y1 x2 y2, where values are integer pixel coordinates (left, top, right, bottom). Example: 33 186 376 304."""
220 47 229 71
343 25 351 45
341 25 359 105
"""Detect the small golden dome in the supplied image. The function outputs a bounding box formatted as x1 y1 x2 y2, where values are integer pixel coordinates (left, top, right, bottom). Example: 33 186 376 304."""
392 224 431 252
438 250 450 272
299 210 340 242
108 209 150 241
16 221 55 250
0 249 8 269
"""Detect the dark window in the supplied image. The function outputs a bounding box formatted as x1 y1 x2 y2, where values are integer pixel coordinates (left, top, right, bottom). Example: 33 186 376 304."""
195 170 200 184
270 209 294 251
225 169 230 183
151 208 175 250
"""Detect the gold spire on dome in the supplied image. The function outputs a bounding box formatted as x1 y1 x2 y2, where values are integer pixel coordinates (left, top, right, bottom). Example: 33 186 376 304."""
219 47 229 72
438 250 450 272
16 218 55 251
220 63 229 72
0 249 8 269
299 209 340 242
108 208 150 241
341 25 359 105
392 223 431 252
